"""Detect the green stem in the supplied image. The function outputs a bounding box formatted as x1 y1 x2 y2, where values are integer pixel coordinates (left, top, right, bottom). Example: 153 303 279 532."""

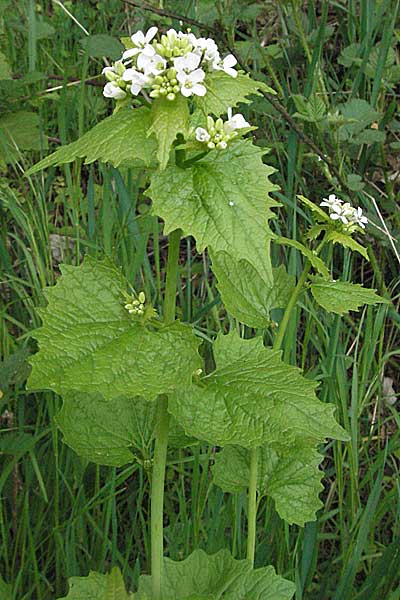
273 260 312 352
246 254 317 565
246 447 259 565
151 228 181 600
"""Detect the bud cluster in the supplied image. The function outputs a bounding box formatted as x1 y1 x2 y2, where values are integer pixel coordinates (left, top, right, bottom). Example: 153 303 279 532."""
102 26 239 103
195 108 250 150
125 291 147 316
320 194 368 231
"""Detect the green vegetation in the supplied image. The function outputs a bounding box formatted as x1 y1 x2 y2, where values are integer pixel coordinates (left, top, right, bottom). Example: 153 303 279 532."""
1 1 399 599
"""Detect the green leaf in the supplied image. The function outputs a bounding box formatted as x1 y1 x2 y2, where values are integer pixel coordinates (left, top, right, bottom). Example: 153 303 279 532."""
101 567 131 600
148 139 279 283
148 95 190 170
0 111 47 163
25 107 157 175
0 51 12 80
135 549 295 600
58 571 108 600
58 568 132 600
212 443 324 526
297 194 332 223
169 331 349 449
292 94 326 123
27 257 201 400
325 230 369 260
210 250 294 328
310 279 389 315
353 129 385 145
0 575 12 600
338 99 380 142
57 391 194 466
80 34 124 60
346 173 365 191
197 71 275 116
274 236 330 277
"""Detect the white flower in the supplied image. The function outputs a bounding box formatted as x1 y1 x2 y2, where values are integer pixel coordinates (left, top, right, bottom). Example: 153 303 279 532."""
195 127 211 142
217 54 238 77
132 26 158 46
137 52 166 76
330 202 353 224
177 68 206 97
224 107 249 132
320 194 343 210
122 68 150 95
351 207 368 229
122 27 158 61
103 81 127 100
174 52 201 73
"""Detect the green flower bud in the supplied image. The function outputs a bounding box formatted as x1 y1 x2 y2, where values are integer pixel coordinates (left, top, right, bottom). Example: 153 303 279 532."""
167 68 177 80
159 87 167 96
207 141 216 149
170 78 177 86
167 92 176 101
207 116 214 130
105 70 118 82
215 118 224 132
155 42 164 54
173 85 180 93
138 291 146 303
149 89 160 98
153 75 164 85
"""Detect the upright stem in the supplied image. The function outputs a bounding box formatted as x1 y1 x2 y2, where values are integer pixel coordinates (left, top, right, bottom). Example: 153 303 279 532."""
246 259 313 565
151 228 181 600
273 261 311 352
246 447 259 566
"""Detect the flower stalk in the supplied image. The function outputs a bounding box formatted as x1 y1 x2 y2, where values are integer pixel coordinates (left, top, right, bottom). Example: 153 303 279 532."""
151 227 181 600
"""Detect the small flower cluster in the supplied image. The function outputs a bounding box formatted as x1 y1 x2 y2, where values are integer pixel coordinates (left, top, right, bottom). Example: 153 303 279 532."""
125 291 147 316
195 108 250 150
320 194 368 229
103 27 238 102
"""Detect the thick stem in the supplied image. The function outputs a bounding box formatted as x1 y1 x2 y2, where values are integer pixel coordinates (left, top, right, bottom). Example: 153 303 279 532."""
151 228 181 600
246 447 259 565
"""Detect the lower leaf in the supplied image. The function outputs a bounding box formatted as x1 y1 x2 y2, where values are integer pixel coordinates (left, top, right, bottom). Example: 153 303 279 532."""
210 251 295 328
212 443 324 526
57 391 194 467
58 568 132 600
134 549 295 599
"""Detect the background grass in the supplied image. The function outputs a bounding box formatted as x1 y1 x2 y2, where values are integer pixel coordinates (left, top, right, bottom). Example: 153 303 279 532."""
0 0 399 598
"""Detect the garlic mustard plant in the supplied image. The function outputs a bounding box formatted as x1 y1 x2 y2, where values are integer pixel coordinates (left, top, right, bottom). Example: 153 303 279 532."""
25 22 388 600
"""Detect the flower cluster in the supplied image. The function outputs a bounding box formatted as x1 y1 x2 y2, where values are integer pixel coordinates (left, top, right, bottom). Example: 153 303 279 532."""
102 27 238 102
320 194 368 229
195 108 250 150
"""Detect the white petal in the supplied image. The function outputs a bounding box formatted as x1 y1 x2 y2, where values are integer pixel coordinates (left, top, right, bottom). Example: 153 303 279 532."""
224 66 238 78
122 68 137 81
223 54 237 68
122 48 140 60
141 44 156 57
189 68 205 83
176 71 187 84
130 83 142 95
145 26 158 43
180 86 192 97
193 83 207 96
330 213 340 221
131 31 145 46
